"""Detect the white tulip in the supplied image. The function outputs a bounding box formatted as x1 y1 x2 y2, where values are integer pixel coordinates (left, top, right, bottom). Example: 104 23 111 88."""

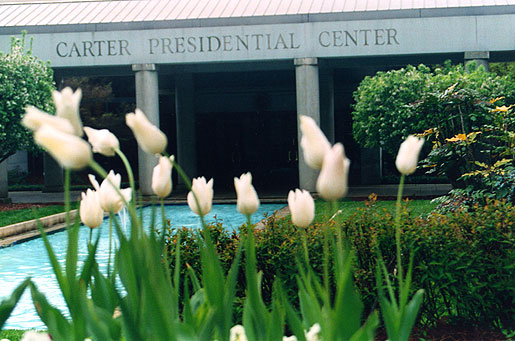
152 155 174 198
288 189 315 228
53 87 83 136
125 108 167 154
234 172 260 215
187 177 214 216
395 135 425 175
83 127 119 156
305 323 321 341
282 336 297 341
22 106 75 134
230 325 248 341
89 171 132 213
80 189 104 229
316 143 351 201
20 331 52 341
299 115 331 170
34 124 92 170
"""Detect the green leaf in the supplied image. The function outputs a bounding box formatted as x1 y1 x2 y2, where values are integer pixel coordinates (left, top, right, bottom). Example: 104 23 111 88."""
399 289 424 341
29 282 73 341
349 311 379 341
0 278 30 328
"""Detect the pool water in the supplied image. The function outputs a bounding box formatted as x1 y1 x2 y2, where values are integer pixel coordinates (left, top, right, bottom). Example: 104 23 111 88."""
0 203 284 329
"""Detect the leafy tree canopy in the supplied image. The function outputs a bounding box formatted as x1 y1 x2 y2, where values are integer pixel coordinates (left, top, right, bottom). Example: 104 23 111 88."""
0 34 55 163
351 61 515 156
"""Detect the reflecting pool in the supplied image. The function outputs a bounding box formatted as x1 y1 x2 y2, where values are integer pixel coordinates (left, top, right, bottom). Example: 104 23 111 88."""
0 203 284 329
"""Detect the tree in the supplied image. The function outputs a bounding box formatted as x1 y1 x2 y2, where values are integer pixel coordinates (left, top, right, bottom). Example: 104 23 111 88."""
351 61 515 157
0 34 55 163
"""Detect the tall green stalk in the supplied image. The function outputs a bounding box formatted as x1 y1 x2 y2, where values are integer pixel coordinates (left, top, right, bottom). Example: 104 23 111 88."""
115 148 137 205
64 168 71 228
395 174 405 287
108 211 114 274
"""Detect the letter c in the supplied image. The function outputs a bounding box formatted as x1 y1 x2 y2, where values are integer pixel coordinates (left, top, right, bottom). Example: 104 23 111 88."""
318 31 331 47
56 42 68 57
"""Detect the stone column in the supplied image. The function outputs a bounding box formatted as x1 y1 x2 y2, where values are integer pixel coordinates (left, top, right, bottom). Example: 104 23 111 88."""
175 73 197 188
0 160 10 203
319 70 335 144
295 57 320 192
133 64 160 196
464 51 489 72
43 154 64 192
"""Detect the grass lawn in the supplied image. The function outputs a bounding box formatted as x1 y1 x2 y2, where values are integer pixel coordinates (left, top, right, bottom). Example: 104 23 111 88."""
0 329 30 340
314 198 437 223
0 203 78 228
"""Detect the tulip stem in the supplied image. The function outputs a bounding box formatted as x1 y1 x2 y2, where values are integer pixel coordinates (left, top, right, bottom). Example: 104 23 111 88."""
322 201 332 294
115 148 136 205
330 201 339 219
89 227 93 244
395 174 406 289
108 211 114 275
246 214 252 233
64 168 71 228
160 198 169 266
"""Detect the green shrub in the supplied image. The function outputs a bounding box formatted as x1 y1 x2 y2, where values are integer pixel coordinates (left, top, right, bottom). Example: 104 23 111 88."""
0 34 55 163
166 199 515 330
352 61 515 184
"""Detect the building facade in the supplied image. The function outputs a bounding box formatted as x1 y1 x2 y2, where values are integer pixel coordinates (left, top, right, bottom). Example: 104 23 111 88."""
1 0 514 194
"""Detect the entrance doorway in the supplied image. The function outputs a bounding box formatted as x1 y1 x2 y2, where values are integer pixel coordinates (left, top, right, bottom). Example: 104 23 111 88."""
197 110 298 193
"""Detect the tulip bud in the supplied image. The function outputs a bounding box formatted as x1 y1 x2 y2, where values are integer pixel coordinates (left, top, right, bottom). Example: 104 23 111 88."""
34 124 92 170
230 325 248 341
316 143 350 201
152 155 174 198
53 87 83 136
83 127 120 156
395 135 425 175
288 189 315 228
80 189 104 229
187 177 214 216
22 106 75 135
91 171 132 213
299 115 331 170
282 337 297 341
305 323 321 341
125 108 167 154
234 172 260 215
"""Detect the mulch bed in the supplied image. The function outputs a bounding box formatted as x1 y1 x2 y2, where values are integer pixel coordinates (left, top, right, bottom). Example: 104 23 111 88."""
0 203 54 212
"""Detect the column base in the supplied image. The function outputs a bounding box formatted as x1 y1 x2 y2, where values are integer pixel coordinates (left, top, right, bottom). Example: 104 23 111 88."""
0 197 12 204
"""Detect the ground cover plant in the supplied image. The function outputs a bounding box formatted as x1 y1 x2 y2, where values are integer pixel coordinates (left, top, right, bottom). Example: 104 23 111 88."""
312 198 436 223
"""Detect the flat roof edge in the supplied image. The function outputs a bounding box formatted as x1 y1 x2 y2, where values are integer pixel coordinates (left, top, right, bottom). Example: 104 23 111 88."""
1 5 514 35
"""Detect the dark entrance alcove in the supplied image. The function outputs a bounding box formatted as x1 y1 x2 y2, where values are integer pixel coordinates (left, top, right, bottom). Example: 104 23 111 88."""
194 69 298 193
197 110 298 193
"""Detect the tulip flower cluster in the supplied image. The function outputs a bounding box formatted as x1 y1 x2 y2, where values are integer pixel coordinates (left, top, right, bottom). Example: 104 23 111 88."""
11 84 429 341
22 88 92 170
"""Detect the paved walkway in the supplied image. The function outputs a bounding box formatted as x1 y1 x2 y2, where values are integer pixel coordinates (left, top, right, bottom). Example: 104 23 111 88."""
7 184 451 204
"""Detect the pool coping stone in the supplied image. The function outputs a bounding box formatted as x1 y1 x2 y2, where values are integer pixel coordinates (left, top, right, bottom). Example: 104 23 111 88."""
0 200 288 247
0 210 78 247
